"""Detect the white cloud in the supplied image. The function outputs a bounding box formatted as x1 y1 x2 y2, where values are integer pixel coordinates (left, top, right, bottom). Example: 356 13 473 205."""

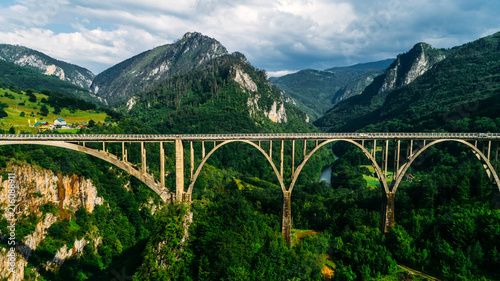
267 70 299 77
0 0 498 74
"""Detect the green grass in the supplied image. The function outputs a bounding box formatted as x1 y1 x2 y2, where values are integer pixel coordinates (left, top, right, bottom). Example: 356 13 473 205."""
360 165 394 188
291 229 317 246
0 88 108 132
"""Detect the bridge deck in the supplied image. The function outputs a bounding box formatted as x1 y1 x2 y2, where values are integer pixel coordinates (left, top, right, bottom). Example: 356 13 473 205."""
0 132 499 142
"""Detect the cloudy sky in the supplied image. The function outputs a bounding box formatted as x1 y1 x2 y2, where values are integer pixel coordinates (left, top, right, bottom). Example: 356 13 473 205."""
1 0 499 76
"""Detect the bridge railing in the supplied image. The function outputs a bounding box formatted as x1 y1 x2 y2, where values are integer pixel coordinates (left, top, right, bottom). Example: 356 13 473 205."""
1 132 500 141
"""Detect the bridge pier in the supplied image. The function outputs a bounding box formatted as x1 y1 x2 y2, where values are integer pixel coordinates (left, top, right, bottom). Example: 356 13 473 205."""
380 192 395 233
160 142 165 188
141 142 146 174
176 140 184 201
282 191 292 246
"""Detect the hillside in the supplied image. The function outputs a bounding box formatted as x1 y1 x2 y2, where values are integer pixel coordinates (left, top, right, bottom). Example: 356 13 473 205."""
270 59 393 120
314 42 454 131
0 59 102 105
91 32 229 106
0 87 109 133
0 44 94 89
123 52 314 133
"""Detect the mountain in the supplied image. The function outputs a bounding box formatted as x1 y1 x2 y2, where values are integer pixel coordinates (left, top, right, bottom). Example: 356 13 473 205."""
314 42 454 131
270 59 394 121
0 59 102 104
122 52 314 133
0 44 94 89
91 32 229 106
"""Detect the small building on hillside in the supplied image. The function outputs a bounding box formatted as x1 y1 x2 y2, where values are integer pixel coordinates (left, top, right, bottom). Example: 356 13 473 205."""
34 121 49 131
54 118 66 126
78 121 88 129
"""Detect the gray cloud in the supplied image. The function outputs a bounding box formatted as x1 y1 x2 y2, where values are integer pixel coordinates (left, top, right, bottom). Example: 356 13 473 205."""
0 0 499 75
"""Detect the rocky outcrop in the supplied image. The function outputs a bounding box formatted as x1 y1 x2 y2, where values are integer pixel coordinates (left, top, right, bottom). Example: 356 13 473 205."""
0 163 103 280
0 164 103 216
378 43 446 94
45 238 88 271
264 101 287 123
234 67 258 92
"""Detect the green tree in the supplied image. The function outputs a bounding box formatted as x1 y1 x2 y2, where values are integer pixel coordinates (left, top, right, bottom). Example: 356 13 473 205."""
28 93 37 102
40 104 49 116
9 126 15 134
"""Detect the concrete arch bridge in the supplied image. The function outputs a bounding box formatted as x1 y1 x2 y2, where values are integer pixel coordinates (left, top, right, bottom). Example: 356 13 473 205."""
2 132 499 245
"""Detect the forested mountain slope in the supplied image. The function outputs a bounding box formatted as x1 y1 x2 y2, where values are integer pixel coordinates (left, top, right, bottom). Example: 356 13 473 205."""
0 44 95 89
314 42 454 131
0 59 102 104
270 59 393 120
91 32 229 106
122 52 313 134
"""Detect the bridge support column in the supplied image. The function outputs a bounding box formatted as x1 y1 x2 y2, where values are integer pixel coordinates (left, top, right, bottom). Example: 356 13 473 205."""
380 192 395 233
303 140 307 159
384 140 389 178
270 140 273 159
202 141 205 158
122 142 127 162
282 191 292 246
141 142 146 174
175 140 184 202
394 140 400 179
280 140 284 177
160 142 165 188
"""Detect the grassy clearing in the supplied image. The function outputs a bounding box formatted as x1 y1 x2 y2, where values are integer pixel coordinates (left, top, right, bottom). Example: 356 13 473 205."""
360 164 394 187
0 88 108 132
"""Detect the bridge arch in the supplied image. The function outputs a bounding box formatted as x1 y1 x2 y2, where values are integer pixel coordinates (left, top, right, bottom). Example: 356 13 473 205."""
0 141 173 202
289 139 390 194
391 139 500 194
187 140 285 195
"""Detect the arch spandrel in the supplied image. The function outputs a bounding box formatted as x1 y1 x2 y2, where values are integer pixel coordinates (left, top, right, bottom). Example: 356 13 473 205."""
391 139 500 194
0 141 174 202
187 140 285 195
287 139 390 194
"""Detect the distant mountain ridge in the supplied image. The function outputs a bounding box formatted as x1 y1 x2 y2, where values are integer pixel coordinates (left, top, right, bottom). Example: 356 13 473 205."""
314 32 500 132
0 44 95 89
91 32 229 106
270 59 394 120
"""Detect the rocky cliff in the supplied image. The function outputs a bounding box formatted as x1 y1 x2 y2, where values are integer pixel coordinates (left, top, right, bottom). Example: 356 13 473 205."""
314 43 450 131
377 43 446 94
0 163 103 280
0 44 95 89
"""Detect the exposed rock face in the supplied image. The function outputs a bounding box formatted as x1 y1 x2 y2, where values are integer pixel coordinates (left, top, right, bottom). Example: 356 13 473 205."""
91 32 228 106
247 94 287 123
0 164 103 215
0 44 95 89
45 238 88 271
235 66 288 123
264 101 287 123
0 164 103 280
378 43 446 94
234 67 258 92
